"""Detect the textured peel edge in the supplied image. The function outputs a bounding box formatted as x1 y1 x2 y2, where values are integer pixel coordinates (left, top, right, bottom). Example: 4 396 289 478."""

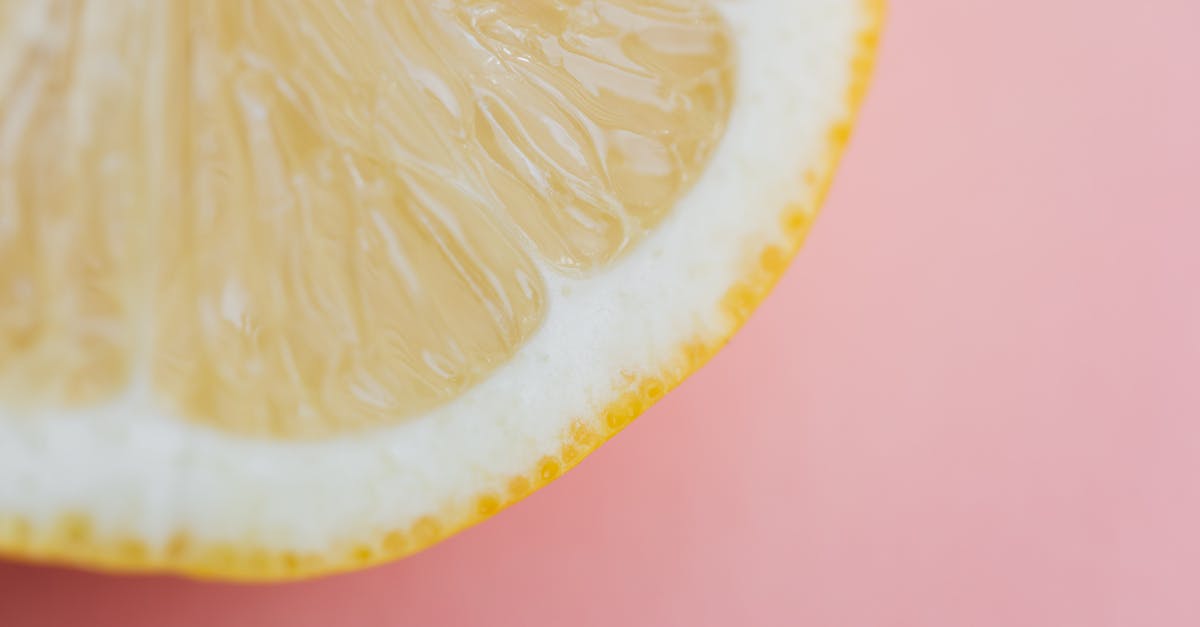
0 0 884 582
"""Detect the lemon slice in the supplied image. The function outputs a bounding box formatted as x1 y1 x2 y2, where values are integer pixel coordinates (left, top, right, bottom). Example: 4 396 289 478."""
0 0 881 579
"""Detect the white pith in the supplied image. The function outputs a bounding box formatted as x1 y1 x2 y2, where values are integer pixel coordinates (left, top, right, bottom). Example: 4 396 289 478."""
0 0 865 554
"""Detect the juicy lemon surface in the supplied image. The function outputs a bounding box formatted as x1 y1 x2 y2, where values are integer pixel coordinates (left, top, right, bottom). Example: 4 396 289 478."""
0 0 733 437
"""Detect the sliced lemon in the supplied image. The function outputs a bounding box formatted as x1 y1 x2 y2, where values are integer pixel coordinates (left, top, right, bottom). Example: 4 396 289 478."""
0 0 881 580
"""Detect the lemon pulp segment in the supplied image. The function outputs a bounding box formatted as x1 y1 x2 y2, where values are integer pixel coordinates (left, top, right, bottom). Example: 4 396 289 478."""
0 0 733 437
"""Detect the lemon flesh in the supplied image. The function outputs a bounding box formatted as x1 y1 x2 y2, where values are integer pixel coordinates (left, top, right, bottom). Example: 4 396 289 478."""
0 0 733 437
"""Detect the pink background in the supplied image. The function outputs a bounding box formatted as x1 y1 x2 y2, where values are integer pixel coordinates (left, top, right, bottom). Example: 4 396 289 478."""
2 1 1199 625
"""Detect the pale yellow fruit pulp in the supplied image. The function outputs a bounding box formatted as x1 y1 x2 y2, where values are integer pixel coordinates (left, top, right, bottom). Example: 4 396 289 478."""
0 0 733 437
